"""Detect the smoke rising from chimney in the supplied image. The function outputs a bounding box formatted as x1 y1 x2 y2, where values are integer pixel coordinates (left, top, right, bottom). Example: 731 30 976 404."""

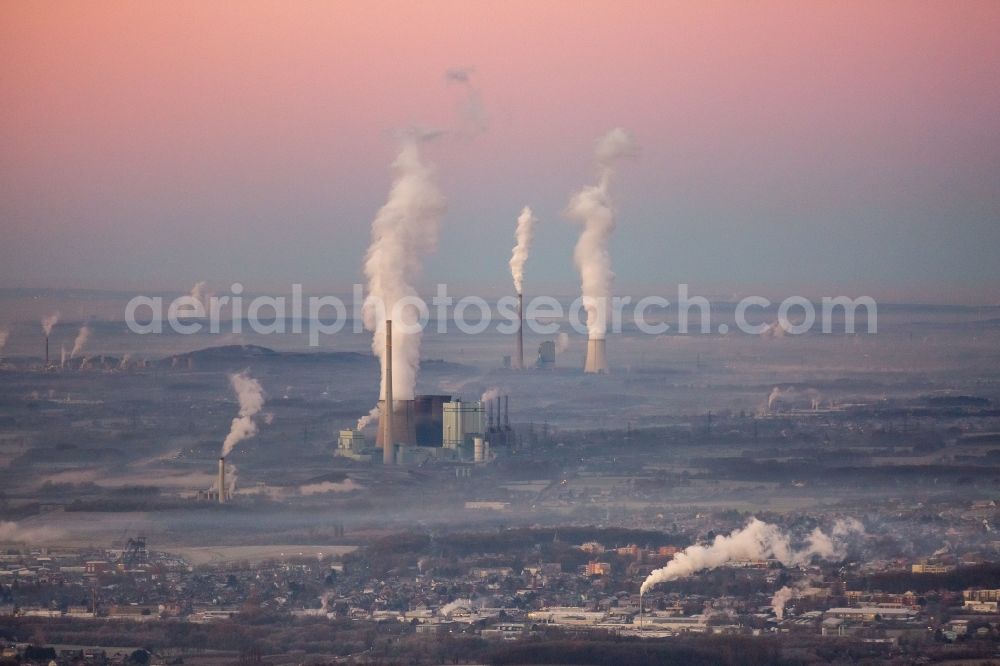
362 135 446 402
567 128 637 339
510 206 538 295
70 324 91 359
42 312 60 337
0 328 8 354
640 518 863 595
221 370 266 456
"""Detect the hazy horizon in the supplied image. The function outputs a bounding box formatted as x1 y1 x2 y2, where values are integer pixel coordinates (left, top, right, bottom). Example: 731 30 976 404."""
2 2 999 305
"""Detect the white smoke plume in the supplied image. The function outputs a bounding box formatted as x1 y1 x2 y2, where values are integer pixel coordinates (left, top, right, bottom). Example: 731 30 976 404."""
0 521 65 544
771 585 794 620
42 312 60 337
0 327 8 353
767 386 822 411
226 463 238 497
567 128 637 339
184 281 210 317
640 518 862 595
70 324 91 358
60 344 67 368
555 332 570 354
481 387 501 403
771 578 818 620
221 371 266 456
357 405 380 431
439 599 473 617
761 318 789 339
510 206 538 295
445 67 488 136
767 387 784 410
362 135 446 402
300 479 363 495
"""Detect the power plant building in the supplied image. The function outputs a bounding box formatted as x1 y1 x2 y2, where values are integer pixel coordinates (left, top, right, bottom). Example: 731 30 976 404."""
537 340 556 369
443 400 484 449
336 429 372 462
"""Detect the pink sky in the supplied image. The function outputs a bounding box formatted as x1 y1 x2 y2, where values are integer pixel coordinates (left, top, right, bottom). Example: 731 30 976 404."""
2 1 999 302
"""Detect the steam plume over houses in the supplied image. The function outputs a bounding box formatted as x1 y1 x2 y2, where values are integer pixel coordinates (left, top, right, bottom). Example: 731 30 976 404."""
640 518 863 595
567 128 637 374
362 134 446 403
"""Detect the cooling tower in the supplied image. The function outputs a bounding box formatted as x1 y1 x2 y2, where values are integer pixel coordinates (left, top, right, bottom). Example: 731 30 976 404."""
516 292 524 370
217 457 226 504
376 399 417 452
583 337 609 374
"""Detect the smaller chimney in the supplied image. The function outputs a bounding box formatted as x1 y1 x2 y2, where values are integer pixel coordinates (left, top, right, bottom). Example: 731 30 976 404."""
382 321 394 465
218 457 226 504
516 292 524 370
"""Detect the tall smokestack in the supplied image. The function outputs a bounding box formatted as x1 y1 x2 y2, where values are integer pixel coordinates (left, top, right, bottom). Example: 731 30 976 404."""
584 338 608 374
382 321 394 465
504 395 509 428
516 292 524 370
45 336 49 367
218 457 226 504
510 207 537 370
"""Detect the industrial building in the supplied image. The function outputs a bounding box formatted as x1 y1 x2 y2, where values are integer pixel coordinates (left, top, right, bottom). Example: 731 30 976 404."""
537 340 556 369
443 399 485 450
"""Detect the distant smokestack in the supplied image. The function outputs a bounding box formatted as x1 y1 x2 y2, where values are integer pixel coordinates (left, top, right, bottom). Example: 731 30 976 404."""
584 338 608 374
504 395 510 428
218 457 226 504
383 321 394 465
487 399 494 430
516 292 524 370
41 312 59 366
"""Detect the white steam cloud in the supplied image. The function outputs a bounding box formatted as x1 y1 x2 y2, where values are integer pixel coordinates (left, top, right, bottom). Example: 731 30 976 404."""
362 135 446 402
300 479 363 495
0 521 65 544
640 518 863 595
771 578 817 620
567 128 637 339
0 327 8 353
439 599 473 617
70 324 91 359
221 371 266 456
510 206 538 295
555 332 570 354
42 312 60 337
445 67 488 136
356 405 380 431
